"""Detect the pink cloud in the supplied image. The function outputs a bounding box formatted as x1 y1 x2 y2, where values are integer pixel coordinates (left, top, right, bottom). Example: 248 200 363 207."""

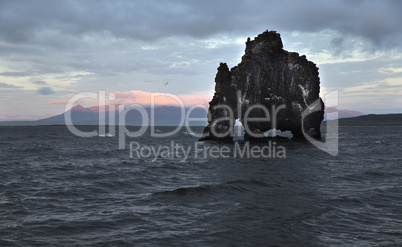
108 90 211 107
48 99 70 105
47 90 212 108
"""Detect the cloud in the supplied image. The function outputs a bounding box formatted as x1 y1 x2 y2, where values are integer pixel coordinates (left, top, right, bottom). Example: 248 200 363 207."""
0 82 21 88
47 99 69 105
0 71 36 77
0 1 401 48
33 80 47 85
1 1 400 82
37 87 55 95
46 90 211 107
111 90 211 107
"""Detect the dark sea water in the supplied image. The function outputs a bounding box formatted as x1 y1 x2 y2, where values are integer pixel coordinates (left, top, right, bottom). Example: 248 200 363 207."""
1 125 401 246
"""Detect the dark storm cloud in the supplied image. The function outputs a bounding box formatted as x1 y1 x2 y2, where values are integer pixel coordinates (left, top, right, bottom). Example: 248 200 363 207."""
0 0 400 48
37 87 55 95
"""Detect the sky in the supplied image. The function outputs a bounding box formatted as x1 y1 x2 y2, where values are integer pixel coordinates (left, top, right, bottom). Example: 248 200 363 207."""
0 0 402 121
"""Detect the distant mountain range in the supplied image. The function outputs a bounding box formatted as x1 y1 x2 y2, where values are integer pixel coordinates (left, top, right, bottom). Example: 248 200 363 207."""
329 114 402 125
324 107 364 120
0 105 399 126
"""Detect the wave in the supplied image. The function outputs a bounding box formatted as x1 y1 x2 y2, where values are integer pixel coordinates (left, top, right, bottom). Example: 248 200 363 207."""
151 179 271 197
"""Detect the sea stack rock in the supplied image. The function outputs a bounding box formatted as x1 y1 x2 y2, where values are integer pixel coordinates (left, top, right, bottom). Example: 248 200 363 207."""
200 30 324 141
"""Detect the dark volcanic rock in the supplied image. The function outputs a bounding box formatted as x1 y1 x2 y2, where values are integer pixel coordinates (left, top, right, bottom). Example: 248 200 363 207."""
200 30 324 141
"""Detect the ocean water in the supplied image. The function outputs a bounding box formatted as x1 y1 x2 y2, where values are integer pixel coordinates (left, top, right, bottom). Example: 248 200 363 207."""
0 125 401 246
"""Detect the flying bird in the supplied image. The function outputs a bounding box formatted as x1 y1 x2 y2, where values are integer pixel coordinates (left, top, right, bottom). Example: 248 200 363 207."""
164 81 169 85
